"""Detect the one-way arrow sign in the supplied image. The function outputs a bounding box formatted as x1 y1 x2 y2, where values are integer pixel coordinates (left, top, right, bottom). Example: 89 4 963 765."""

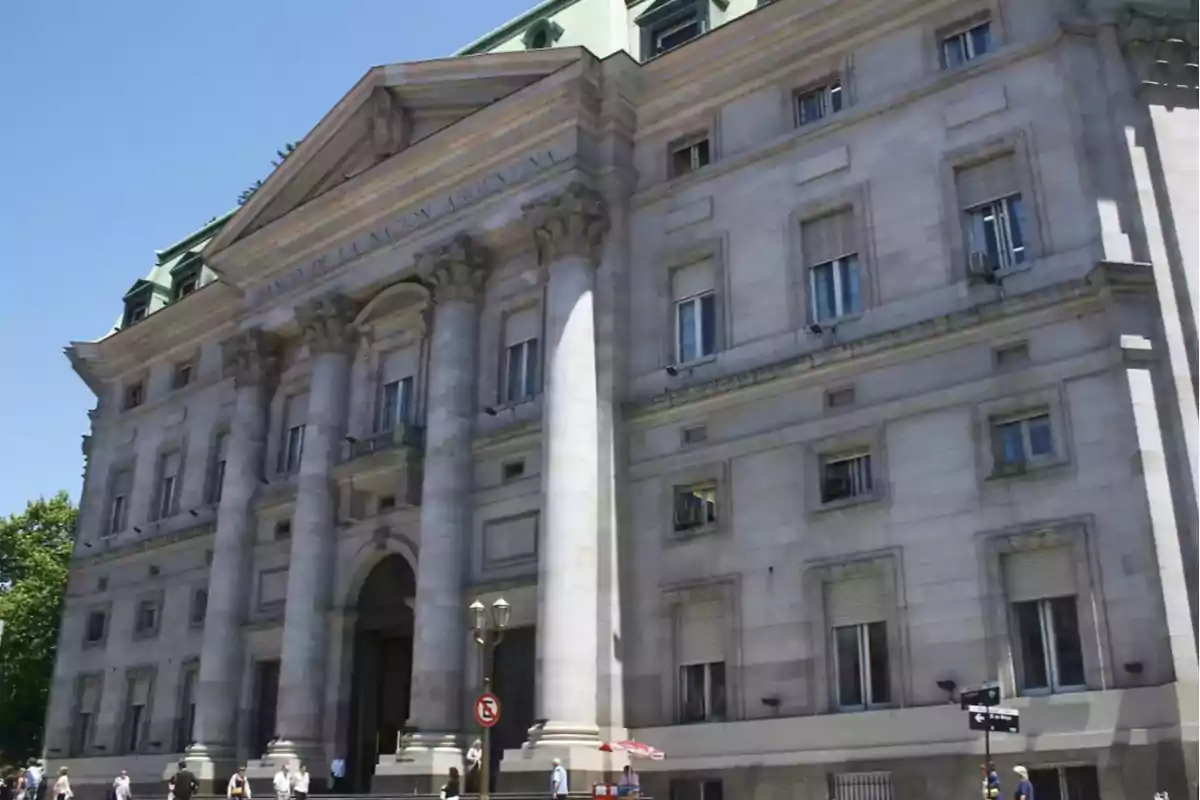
967 705 1020 734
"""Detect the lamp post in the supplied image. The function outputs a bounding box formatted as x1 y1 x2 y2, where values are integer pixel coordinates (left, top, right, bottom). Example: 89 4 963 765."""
470 597 510 800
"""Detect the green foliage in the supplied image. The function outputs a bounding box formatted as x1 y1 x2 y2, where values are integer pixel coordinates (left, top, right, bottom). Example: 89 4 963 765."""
0 492 75 765
236 141 299 206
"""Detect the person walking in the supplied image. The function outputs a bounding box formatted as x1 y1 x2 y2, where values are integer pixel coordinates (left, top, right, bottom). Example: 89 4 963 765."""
271 765 291 800
439 767 460 800
24 762 42 800
112 771 131 800
52 768 71 800
291 765 308 800
549 758 568 800
1013 766 1034 800
464 739 482 794
171 761 196 800
226 767 251 800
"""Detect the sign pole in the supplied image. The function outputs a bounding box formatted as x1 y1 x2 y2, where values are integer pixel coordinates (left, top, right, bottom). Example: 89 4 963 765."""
481 652 493 800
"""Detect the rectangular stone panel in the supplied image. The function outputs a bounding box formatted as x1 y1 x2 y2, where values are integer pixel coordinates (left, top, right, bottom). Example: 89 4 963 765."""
258 567 289 610
482 512 538 569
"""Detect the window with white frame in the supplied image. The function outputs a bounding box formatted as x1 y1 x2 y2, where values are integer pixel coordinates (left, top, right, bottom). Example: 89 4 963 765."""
208 431 228 505
1027 766 1100 800
672 259 717 363
827 575 892 710
820 451 873 504
107 468 133 536
669 779 724 800
502 306 541 404
941 20 992 68
134 598 161 638
279 392 308 474
155 450 182 519
379 376 415 431
802 209 861 323
121 672 152 754
377 345 419 430
176 663 199 752
831 772 894 800
676 597 728 723
70 675 102 756
1003 548 1087 695
648 9 706 57
796 81 843 126
673 483 718 532
957 153 1027 274
669 134 711 178
991 410 1054 471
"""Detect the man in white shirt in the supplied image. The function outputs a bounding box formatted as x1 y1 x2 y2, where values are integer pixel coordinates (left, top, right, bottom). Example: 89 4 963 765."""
112 771 131 800
549 759 568 800
271 765 291 800
292 764 309 800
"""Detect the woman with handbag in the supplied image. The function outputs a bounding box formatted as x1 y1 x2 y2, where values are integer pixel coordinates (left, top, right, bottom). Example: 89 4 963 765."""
227 767 251 800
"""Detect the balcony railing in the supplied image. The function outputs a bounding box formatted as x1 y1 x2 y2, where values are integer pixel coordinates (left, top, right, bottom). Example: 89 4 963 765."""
341 423 424 463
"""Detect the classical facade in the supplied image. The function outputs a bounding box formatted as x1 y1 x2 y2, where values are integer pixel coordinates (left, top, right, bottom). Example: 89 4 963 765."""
47 0 1197 798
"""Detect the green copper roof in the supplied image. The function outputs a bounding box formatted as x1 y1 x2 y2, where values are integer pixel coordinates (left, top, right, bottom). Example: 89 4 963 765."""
456 0 583 54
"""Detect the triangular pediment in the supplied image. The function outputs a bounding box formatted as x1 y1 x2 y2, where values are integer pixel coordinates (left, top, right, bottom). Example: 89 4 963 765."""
209 49 583 254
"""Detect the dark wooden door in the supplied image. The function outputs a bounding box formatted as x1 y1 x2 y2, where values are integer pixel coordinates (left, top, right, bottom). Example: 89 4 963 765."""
491 626 536 780
252 660 280 755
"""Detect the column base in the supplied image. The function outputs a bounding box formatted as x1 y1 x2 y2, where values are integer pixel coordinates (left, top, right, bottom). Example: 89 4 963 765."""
497 737 623 795
244 741 328 789
173 744 238 795
371 733 464 795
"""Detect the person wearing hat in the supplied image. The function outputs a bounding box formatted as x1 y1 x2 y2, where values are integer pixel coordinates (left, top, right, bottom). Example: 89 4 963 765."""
1013 766 1033 800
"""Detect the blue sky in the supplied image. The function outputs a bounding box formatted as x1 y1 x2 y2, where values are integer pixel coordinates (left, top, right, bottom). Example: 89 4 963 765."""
0 0 534 517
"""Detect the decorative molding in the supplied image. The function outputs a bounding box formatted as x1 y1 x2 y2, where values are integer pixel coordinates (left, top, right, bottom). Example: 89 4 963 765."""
72 519 216 569
419 234 490 305
221 328 281 388
523 181 611 265
295 293 360 355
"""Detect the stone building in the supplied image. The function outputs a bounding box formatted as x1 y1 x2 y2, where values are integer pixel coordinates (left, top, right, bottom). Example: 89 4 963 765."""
47 0 1197 798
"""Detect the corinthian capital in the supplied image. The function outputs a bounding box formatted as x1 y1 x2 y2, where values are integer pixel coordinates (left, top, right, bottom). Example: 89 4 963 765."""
295 293 359 355
222 328 280 388
419 234 489 304
522 182 609 265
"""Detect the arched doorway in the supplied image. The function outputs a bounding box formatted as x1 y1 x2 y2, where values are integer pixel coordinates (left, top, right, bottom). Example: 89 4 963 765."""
347 554 415 793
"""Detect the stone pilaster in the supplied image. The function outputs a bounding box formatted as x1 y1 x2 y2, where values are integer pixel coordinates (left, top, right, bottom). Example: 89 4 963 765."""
382 235 487 793
508 183 609 781
185 328 278 785
267 294 357 766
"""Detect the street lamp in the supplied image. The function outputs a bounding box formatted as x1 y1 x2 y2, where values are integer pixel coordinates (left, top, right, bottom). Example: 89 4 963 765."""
470 597 509 800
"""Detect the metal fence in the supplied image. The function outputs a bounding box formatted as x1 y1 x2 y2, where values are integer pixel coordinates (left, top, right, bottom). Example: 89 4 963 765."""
830 771 894 800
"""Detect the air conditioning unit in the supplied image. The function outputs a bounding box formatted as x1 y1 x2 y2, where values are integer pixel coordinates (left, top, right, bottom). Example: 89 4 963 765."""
968 251 998 283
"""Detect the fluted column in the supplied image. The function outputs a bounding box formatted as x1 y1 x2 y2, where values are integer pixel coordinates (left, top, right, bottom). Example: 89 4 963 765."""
269 294 356 760
188 329 278 765
524 182 609 746
406 235 488 753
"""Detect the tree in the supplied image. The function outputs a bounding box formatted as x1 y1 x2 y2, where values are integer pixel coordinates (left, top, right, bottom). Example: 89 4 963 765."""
0 492 74 765
237 141 299 206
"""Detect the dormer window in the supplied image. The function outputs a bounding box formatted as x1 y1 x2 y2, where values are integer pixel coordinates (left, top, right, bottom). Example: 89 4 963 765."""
171 254 203 301
637 0 711 60
522 18 563 50
121 280 163 329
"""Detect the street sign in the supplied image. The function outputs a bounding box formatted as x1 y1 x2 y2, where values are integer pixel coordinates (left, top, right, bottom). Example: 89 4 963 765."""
959 682 1001 709
967 705 1020 734
474 692 501 728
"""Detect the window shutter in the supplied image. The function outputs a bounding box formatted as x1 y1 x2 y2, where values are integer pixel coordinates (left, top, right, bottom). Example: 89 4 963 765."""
504 307 540 347
284 393 309 428
1003 547 1076 603
672 259 715 301
215 433 229 460
802 208 857 266
162 452 182 479
381 346 419 383
955 153 1018 209
80 676 101 709
129 675 151 706
677 598 725 665
826 577 886 627
114 469 133 495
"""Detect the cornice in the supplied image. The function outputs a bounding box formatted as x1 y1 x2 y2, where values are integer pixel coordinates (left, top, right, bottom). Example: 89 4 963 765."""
73 519 215 570
624 262 1147 421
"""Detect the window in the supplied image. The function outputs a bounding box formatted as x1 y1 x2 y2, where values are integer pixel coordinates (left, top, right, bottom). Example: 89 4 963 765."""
171 254 203 301
956 153 1027 275
681 424 708 447
502 459 526 482
941 20 992 68
174 274 199 298
70 675 102 756
275 519 292 540
124 380 145 410
831 772 894 800
671 259 717 364
802 209 861 323
820 452 873 503
833 621 891 709
669 135 711 178
121 673 152 754
651 11 705 56
502 306 541 404
673 484 717 532
124 299 149 326
679 661 726 723
208 432 229 505
523 19 562 50
173 361 193 389
279 393 308 474
991 411 1054 471
1012 596 1085 694
107 468 133 536
176 664 199 752
190 588 207 627
796 81 843 125
84 609 107 645
134 599 160 638
529 28 549 48
993 342 1030 370
155 451 182 519
670 779 724 800
379 376 415 430
1028 766 1100 800
378 494 396 512
826 386 856 409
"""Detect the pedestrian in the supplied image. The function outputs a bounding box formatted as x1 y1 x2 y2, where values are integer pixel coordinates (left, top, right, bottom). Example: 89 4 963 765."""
328 759 345 795
617 765 640 798
226 767 251 800
549 758 568 800
985 762 1002 800
271 765 291 800
439 767 460 800
1013 766 1033 800
172 761 196 800
292 765 308 800
23 761 42 800
464 739 482 794
52 768 71 800
14 771 26 800
112 770 131 800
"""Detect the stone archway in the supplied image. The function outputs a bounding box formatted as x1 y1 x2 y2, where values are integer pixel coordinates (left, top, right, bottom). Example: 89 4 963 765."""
346 554 415 793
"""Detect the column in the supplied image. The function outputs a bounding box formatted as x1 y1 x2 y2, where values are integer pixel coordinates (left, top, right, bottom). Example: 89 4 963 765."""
187 328 278 774
526 182 609 748
268 293 356 762
400 236 488 765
